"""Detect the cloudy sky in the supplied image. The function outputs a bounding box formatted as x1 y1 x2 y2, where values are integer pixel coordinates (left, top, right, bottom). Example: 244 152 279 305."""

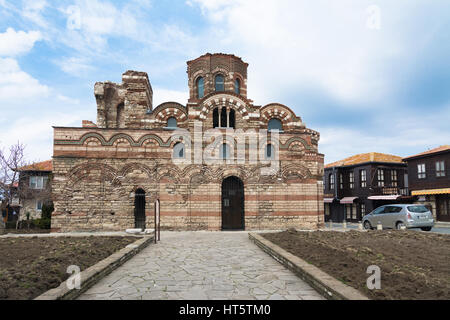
0 0 449 164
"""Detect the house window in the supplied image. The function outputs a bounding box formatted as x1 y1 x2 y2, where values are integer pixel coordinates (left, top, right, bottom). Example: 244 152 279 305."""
268 118 282 132
360 169 367 188
360 203 366 216
345 204 354 220
235 78 240 95
36 200 43 211
349 172 354 189
391 170 398 187
436 161 445 177
377 169 384 187
196 77 204 98
167 117 177 128
325 204 330 216
417 163 426 179
329 174 335 190
30 176 47 189
339 174 344 189
173 142 185 159
215 74 225 92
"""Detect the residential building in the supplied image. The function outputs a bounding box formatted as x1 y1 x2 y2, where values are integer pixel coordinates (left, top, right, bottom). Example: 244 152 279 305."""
403 145 450 222
17 160 52 220
323 152 411 222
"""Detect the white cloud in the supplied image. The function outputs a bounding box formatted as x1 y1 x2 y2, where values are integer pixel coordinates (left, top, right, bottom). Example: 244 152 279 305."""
61 0 139 38
22 0 49 28
0 28 42 57
57 94 80 105
319 107 450 164
55 56 94 77
0 57 50 102
188 0 421 107
0 113 82 162
153 88 189 108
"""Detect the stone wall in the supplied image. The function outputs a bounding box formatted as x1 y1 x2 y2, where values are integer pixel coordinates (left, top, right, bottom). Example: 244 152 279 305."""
52 148 323 232
52 54 324 232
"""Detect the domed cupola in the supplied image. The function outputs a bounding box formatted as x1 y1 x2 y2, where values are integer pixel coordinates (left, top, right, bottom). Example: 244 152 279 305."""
186 53 248 102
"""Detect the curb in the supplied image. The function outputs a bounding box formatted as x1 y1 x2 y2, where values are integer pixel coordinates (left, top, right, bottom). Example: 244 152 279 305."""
435 222 450 228
249 233 369 300
34 232 155 300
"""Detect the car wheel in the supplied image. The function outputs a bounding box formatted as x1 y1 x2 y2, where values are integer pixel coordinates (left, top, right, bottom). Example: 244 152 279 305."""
363 221 372 230
396 222 406 230
420 227 432 232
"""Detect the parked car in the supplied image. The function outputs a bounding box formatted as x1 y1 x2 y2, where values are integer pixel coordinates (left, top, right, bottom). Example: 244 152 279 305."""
362 204 434 231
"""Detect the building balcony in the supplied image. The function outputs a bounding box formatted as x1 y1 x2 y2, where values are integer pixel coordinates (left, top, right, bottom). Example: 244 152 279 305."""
371 186 409 196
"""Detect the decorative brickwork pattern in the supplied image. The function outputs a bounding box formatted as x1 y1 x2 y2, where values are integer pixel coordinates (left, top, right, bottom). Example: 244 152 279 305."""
52 53 324 232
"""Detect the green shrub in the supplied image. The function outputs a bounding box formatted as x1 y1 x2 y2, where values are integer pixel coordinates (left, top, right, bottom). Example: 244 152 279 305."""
32 218 51 229
5 221 17 229
41 202 54 220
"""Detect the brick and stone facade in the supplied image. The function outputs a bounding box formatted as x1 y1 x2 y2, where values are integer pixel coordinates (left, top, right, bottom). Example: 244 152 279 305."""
52 53 324 232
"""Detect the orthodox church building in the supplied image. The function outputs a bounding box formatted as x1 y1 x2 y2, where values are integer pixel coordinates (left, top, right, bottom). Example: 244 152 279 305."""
51 53 324 232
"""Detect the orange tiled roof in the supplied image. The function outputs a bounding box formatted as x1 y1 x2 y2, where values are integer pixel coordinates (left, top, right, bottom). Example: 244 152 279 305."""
325 152 403 168
18 160 52 172
403 145 450 160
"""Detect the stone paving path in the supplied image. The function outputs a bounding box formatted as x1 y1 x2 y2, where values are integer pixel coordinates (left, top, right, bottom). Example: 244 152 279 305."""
79 231 324 300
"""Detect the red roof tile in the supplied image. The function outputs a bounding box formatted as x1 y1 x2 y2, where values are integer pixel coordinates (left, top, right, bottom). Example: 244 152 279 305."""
18 160 52 172
403 145 450 160
325 152 403 168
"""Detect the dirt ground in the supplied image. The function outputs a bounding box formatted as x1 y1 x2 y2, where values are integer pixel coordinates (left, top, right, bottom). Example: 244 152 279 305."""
0 236 138 300
263 230 450 300
2 229 51 234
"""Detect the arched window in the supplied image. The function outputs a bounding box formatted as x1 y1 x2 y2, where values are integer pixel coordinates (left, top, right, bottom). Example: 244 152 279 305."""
213 108 219 128
116 103 124 128
268 118 283 132
220 107 227 128
234 78 240 95
215 74 225 92
220 143 230 159
229 109 235 129
167 117 177 128
266 144 275 159
197 77 204 98
173 142 185 159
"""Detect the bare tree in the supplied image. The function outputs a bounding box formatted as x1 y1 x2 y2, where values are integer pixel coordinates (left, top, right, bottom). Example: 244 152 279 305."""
1 142 53 230
0 142 27 229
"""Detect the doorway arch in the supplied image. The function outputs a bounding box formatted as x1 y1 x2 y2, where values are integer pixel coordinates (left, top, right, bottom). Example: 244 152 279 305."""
221 176 245 230
134 188 146 229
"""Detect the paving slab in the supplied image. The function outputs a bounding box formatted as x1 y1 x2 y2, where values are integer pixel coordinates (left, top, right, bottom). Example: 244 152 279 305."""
79 231 324 300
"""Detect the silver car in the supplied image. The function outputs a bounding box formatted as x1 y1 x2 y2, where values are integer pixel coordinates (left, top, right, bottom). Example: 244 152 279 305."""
362 204 434 231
